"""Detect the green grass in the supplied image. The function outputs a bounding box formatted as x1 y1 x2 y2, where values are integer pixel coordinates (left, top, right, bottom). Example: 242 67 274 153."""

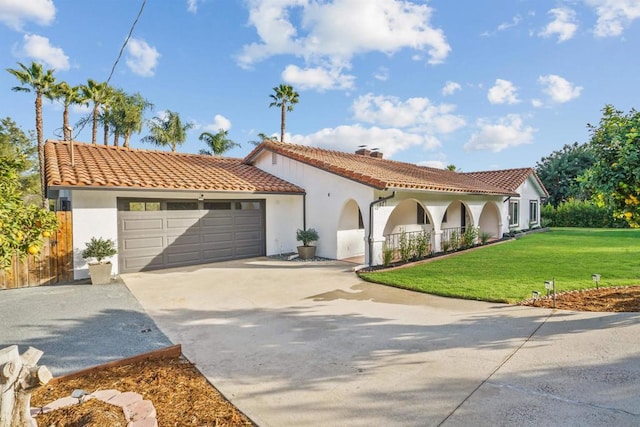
359 228 640 304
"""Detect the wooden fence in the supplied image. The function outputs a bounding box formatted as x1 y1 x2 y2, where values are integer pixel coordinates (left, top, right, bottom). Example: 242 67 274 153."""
0 212 74 290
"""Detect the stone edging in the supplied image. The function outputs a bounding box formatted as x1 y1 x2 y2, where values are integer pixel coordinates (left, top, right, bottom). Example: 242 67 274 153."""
32 389 157 427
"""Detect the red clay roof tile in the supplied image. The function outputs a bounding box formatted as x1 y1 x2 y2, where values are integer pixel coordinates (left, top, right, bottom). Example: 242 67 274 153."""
45 140 305 194
244 141 518 196
463 168 549 197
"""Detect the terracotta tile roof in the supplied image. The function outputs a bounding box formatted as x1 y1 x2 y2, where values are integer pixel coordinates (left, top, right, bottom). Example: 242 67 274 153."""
244 141 517 196
463 168 549 197
45 140 304 193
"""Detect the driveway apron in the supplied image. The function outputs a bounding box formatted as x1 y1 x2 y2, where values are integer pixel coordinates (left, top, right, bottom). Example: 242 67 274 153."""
122 258 640 427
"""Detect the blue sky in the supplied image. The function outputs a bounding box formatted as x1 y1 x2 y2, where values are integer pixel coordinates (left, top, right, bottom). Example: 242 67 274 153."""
1 0 639 171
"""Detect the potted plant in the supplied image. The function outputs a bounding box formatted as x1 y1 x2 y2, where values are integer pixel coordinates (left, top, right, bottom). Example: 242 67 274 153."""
82 237 117 284
296 228 319 260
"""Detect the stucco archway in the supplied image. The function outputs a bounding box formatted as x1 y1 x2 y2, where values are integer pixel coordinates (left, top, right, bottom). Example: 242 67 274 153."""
336 199 365 260
477 201 501 238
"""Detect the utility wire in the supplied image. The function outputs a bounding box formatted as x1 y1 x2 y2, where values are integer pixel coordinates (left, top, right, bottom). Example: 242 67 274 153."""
107 0 147 85
73 0 147 139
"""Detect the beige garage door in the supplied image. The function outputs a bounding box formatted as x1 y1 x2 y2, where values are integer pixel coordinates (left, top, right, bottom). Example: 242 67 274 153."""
117 199 265 273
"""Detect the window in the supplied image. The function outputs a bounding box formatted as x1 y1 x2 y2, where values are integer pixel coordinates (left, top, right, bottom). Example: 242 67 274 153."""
166 201 198 210
236 201 261 210
529 200 538 224
509 200 519 226
126 201 160 211
417 204 430 224
204 202 231 210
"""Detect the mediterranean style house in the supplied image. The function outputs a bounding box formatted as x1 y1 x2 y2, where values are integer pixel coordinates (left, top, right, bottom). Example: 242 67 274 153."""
44 139 548 278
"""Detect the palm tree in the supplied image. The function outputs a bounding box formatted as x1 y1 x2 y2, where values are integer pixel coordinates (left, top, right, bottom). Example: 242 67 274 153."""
269 84 299 142
110 90 152 148
141 110 193 152
198 130 240 155
248 132 278 146
52 82 84 140
80 79 110 145
7 61 57 207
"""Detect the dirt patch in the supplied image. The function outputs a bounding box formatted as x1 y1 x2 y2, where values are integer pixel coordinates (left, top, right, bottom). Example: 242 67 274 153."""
32 357 254 426
521 286 640 312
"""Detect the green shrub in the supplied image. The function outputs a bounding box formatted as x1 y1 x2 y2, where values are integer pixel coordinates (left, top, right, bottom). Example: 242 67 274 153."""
382 243 394 266
542 199 627 228
461 227 478 248
414 230 431 258
82 237 117 263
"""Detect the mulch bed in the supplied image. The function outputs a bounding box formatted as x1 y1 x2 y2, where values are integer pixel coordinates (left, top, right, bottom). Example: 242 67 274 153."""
32 357 254 426
520 286 640 312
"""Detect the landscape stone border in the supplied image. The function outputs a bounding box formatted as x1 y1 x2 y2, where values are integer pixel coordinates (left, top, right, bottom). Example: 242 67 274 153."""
32 389 157 427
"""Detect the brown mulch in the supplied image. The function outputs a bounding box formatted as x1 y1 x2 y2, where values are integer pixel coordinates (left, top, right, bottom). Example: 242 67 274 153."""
32 357 254 427
521 286 640 312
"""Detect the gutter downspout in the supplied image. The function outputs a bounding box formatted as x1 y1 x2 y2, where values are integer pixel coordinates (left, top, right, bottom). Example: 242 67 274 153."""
303 193 307 230
368 191 396 266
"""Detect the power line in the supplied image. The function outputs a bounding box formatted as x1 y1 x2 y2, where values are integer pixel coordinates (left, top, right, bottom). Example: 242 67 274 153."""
74 0 147 139
106 0 147 85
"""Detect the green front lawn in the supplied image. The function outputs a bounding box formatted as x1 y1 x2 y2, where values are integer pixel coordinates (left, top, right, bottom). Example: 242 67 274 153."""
359 228 640 304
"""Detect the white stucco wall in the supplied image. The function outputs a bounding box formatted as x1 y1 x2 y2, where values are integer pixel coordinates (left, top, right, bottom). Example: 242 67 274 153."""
507 176 545 232
253 152 374 260
69 189 301 279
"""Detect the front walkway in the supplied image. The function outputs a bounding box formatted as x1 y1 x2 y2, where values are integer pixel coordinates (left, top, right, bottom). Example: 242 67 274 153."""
122 258 640 427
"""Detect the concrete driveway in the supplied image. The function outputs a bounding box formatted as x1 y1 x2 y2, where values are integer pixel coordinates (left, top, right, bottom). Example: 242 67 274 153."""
122 258 640 427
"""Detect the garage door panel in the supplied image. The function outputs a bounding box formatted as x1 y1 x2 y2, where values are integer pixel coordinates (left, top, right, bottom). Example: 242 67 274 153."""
123 255 166 271
201 232 233 245
203 248 235 260
118 199 266 273
166 233 202 246
123 237 164 250
122 218 164 231
201 216 234 227
166 217 202 229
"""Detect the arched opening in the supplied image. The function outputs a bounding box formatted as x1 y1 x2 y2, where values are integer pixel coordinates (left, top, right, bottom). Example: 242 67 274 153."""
478 201 501 239
382 200 434 261
336 199 365 260
441 200 473 247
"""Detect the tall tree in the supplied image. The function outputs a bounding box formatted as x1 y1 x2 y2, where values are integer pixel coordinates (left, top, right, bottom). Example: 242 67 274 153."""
535 142 594 207
109 90 152 148
141 110 193 152
582 105 640 228
198 130 240 155
0 117 39 199
269 84 299 142
248 132 278 146
52 82 84 140
80 79 110 145
6 61 57 207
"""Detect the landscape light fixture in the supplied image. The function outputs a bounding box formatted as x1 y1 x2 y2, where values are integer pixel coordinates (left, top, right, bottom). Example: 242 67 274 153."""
592 274 601 289
544 278 556 308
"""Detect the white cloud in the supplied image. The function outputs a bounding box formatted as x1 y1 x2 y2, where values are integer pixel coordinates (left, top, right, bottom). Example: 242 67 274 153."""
531 98 544 108
0 0 55 30
585 0 640 37
464 114 535 152
282 64 355 90
15 34 70 70
487 79 520 105
481 15 522 36
125 38 160 77
289 124 439 158
237 0 450 76
352 93 466 134
374 67 389 81
539 7 578 42
442 81 461 96
187 0 201 13
538 74 583 103
418 159 447 169
204 114 232 131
